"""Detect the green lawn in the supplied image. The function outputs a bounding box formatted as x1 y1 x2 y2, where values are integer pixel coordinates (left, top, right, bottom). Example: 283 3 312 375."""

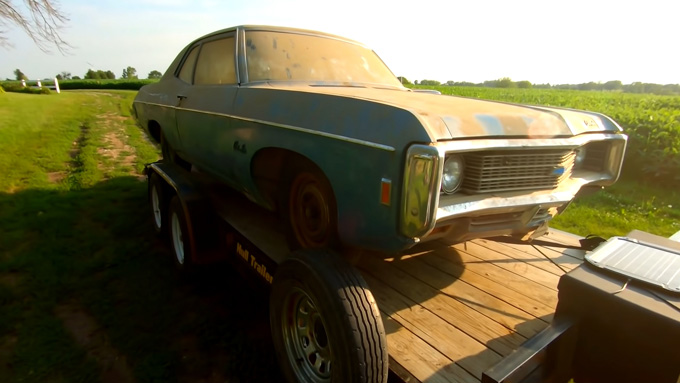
0 91 281 382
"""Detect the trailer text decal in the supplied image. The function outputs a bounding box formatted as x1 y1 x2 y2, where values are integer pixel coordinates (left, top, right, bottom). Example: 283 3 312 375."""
236 242 273 284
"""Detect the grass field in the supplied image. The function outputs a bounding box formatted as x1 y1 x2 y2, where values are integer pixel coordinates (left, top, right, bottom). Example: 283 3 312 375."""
0 91 283 382
0 89 678 382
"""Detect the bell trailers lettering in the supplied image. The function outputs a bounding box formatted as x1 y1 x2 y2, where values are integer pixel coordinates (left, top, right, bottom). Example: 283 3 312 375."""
236 242 274 284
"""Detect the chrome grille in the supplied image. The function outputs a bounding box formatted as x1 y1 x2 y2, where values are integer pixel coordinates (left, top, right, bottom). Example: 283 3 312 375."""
461 149 574 193
583 141 609 171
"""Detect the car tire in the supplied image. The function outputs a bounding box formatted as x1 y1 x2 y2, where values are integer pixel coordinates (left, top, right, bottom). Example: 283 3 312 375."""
281 161 338 250
168 195 193 271
149 172 167 237
270 249 388 383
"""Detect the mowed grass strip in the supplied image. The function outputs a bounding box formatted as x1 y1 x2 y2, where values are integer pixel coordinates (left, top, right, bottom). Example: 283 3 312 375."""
0 91 282 382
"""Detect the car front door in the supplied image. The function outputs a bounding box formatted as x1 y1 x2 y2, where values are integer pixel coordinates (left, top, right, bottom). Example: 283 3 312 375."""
174 33 241 186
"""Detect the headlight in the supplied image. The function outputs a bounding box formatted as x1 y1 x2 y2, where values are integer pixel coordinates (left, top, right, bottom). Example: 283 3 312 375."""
574 147 586 168
442 155 464 194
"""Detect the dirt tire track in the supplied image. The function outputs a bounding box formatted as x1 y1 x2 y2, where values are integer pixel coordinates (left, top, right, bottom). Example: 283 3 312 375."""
95 111 138 177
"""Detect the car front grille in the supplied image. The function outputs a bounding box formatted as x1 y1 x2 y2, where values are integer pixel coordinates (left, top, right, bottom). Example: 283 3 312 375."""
461 149 574 193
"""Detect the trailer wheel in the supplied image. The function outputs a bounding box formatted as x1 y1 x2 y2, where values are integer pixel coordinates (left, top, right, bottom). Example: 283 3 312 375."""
270 250 387 383
282 161 338 250
149 173 167 236
168 195 193 270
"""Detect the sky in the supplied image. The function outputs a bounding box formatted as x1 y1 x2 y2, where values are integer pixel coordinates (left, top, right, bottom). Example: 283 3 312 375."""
1 0 679 85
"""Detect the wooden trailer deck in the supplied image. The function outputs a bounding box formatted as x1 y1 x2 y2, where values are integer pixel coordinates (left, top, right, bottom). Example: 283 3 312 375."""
150 163 589 383
356 230 586 383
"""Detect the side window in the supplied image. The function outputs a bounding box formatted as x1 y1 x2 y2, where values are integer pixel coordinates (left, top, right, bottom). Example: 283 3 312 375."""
178 46 199 84
194 37 236 85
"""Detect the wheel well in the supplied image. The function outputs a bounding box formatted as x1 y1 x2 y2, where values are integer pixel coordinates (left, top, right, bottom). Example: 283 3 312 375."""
148 120 161 143
251 148 333 212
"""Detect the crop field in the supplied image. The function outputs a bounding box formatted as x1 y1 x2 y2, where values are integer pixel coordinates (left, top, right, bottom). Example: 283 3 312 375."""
415 85 680 238
0 88 678 382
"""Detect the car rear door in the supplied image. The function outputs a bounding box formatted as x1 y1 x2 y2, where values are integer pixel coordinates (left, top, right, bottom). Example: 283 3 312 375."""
174 32 241 186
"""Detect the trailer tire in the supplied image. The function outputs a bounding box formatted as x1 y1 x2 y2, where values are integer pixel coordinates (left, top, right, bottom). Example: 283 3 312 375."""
149 172 167 237
270 249 388 383
168 195 193 271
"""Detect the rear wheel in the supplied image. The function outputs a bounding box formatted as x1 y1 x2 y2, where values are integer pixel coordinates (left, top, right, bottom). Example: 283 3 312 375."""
149 173 167 236
270 249 388 383
168 195 193 271
282 161 338 250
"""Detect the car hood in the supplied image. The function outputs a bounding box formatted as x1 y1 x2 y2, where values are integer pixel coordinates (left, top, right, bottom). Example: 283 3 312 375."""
266 85 623 141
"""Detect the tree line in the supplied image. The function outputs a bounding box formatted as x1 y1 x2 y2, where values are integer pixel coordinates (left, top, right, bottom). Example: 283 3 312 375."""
400 77 680 96
10 67 163 81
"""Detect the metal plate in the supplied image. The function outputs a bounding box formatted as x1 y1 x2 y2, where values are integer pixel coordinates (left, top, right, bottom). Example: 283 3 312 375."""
586 237 680 292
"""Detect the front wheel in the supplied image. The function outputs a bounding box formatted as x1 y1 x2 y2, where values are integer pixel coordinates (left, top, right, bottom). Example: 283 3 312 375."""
270 249 388 383
281 162 338 250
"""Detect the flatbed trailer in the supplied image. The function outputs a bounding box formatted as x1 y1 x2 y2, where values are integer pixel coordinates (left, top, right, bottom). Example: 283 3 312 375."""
145 161 679 383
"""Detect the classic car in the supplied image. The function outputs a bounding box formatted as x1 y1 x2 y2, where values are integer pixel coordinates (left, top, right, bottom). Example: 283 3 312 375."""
133 25 627 253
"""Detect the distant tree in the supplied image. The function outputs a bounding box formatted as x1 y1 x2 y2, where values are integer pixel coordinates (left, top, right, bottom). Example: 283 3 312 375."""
396 76 412 86
603 80 623 91
578 82 600 91
14 68 27 80
419 79 441 86
60 71 71 80
414 80 419 85
122 66 137 79
148 70 162 79
0 0 70 53
55 73 62 80
84 69 115 80
497 77 516 88
72 75 80 80
516 80 532 89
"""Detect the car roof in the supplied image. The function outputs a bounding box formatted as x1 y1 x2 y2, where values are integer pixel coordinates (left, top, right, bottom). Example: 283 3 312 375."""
190 25 367 48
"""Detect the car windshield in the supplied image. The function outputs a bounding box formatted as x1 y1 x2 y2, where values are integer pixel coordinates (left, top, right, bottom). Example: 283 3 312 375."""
245 30 403 88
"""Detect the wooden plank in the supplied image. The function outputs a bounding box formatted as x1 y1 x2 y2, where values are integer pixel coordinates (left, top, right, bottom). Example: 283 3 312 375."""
363 273 503 380
545 229 585 247
386 253 550 339
446 241 562 292
423 242 560 308
472 238 580 275
395 250 557 324
380 314 480 383
358 255 527 356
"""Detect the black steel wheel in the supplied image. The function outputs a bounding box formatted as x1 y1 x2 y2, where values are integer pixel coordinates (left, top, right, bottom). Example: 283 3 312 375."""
282 161 338 250
270 249 388 383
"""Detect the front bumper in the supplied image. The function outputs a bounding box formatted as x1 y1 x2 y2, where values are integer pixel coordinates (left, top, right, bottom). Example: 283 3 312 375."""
400 134 627 243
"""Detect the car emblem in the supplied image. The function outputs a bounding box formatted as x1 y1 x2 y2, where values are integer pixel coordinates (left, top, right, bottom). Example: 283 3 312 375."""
550 166 565 176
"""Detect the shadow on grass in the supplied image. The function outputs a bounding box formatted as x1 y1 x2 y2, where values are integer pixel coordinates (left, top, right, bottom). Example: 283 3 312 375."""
0 176 282 382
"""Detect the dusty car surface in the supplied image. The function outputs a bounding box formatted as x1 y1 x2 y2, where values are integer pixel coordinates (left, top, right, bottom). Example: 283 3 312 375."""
133 25 627 253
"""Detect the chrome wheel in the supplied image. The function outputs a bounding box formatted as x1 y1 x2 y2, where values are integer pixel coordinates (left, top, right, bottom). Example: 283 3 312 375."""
281 287 332 382
171 211 185 265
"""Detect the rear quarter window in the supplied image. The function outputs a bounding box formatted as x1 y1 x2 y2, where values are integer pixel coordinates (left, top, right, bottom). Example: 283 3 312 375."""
178 46 199 84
